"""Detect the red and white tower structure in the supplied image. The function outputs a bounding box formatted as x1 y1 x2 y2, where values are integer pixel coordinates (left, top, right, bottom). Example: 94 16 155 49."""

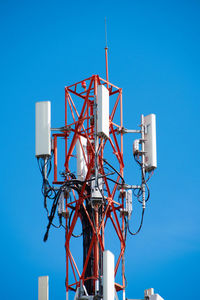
35 51 157 300
54 74 126 297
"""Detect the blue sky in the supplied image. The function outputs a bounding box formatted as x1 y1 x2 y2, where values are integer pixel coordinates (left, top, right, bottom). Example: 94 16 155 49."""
0 0 200 299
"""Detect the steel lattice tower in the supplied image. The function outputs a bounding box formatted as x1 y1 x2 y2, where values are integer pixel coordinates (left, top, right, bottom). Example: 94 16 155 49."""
51 75 126 297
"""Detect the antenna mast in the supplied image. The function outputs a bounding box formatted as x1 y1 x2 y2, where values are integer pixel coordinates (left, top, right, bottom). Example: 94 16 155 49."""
35 42 157 300
105 17 109 89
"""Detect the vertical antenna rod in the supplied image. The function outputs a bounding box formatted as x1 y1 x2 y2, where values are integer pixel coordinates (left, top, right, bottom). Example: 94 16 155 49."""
105 17 109 89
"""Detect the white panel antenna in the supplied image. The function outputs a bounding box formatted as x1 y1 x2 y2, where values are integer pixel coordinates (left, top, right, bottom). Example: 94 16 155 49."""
103 250 114 300
35 101 51 157
76 136 88 181
38 276 49 300
97 85 109 139
144 114 157 172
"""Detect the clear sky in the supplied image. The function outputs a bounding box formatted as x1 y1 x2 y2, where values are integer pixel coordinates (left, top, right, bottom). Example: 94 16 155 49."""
0 0 200 299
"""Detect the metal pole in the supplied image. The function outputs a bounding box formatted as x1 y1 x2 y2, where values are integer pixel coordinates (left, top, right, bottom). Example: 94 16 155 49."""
94 76 100 293
105 17 109 89
105 47 109 89
94 94 99 188
120 90 126 300
141 114 146 209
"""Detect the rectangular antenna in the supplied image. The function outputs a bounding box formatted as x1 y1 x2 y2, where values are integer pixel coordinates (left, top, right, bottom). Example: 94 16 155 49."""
38 276 49 300
103 250 114 300
144 114 157 171
35 101 51 157
76 136 88 181
97 85 109 139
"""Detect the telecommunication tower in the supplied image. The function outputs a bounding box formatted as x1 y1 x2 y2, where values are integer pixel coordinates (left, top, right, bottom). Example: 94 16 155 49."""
35 45 157 300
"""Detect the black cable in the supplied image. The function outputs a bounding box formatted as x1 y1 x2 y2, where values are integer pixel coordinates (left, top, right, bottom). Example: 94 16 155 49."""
144 181 150 202
51 223 61 229
103 159 125 183
133 154 150 203
133 187 142 197
145 171 154 183
37 157 52 178
106 177 122 185
128 208 145 236
133 153 142 168
43 188 62 241
44 182 81 240
40 156 125 241
103 166 112 173
37 158 86 241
